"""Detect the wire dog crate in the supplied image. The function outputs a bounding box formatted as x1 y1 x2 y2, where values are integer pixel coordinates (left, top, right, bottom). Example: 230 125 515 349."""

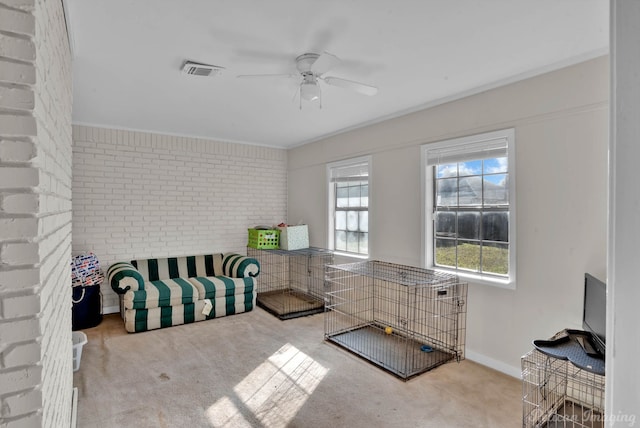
324 261 467 380
247 247 334 319
522 349 605 428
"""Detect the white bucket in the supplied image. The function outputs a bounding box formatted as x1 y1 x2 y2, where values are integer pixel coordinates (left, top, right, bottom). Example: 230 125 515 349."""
72 331 88 372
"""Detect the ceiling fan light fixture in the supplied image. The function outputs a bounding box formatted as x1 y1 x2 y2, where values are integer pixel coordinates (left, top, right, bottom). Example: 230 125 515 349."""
300 81 321 102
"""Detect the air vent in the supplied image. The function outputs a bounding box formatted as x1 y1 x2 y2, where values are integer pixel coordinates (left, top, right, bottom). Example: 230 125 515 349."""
181 61 224 77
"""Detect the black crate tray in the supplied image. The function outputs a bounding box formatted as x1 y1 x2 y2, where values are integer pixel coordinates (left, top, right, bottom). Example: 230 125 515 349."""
533 329 605 376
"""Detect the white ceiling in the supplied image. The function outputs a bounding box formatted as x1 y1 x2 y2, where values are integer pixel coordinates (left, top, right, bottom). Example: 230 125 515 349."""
65 0 609 149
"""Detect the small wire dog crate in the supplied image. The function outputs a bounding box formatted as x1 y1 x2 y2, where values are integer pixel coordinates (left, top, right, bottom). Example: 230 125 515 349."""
247 247 334 319
324 260 467 380
522 349 605 428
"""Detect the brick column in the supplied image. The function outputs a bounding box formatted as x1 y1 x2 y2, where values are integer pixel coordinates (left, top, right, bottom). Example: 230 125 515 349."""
0 0 73 426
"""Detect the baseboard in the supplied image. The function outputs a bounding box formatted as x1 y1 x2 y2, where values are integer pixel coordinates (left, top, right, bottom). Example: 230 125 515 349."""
465 349 522 379
103 305 120 315
70 387 78 428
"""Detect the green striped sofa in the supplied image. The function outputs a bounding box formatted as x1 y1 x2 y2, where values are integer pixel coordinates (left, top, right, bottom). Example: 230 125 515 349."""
107 253 260 333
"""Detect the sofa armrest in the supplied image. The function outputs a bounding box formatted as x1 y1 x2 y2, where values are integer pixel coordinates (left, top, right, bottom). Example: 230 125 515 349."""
222 253 260 278
107 262 145 294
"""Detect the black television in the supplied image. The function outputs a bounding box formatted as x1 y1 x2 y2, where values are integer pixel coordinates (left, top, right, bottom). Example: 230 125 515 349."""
583 273 606 357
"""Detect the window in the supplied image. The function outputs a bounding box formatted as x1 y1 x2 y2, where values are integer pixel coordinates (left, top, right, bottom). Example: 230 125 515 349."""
422 129 515 286
328 156 370 256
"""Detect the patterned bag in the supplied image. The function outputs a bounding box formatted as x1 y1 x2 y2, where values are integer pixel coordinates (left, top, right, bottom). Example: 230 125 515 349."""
71 253 104 287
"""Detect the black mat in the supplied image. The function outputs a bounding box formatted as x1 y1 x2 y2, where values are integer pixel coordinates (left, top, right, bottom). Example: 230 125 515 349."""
327 324 456 380
533 330 605 375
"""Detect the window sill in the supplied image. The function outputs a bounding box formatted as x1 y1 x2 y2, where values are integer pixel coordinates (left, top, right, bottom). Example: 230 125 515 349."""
332 251 369 260
430 267 515 290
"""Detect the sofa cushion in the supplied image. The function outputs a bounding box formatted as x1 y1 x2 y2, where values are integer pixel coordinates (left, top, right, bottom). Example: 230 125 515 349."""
188 276 255 300
123 295 256 333
131 254 224 281
123 278 199 310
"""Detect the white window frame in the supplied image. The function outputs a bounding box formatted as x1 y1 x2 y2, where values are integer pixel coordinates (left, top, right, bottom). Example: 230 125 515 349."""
421 129 516 288
327 155 371 258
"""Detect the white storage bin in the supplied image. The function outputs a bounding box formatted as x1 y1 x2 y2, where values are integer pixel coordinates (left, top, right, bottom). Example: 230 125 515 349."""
72 331 88 372
278 225 309 250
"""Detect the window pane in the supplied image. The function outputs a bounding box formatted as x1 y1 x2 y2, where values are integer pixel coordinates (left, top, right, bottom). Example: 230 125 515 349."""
436 163 457 178
459 160 482 176
426 130 513 279
457 212 480 240
335 211 346 230
335 231 347 251
359 232 368 254
347 211 359 231
361 184 369 207
347 232 359 253
482 212 508 242
359 211 368 232
436 178 457 206
330 158 369 256
348 185 361 207
456 241 480 272
458 176 483 206
484 157 507 174
337 186 348 208
435 239 456 268
435 212 456 237
481 242 509 275
483 174 508 205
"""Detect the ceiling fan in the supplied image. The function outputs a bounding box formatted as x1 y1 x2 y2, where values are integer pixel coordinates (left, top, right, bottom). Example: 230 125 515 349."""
237 52 378 108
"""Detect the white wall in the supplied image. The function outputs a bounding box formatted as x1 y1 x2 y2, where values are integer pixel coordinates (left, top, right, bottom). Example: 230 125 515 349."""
288 56 609 376
72 125 287 311
608 0 640 422
0 0 74 426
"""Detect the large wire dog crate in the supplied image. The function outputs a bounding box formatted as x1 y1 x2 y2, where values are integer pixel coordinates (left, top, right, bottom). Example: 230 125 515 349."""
522 349 605 428
247 247 334 319
324 261 467 380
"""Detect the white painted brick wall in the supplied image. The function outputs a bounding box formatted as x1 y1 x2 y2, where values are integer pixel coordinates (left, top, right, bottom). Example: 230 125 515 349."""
72 125 288 311
33 0 74 425
0 0 73 427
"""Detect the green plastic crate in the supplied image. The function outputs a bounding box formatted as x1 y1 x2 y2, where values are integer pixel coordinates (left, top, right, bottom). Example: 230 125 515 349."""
248 229 280 249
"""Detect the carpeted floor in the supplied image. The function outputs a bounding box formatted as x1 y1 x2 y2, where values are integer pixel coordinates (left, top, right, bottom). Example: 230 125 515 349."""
74 309 522 427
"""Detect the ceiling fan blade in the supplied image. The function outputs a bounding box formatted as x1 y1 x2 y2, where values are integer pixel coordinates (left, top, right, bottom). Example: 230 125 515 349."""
310 52 340 75
322 76 378 96
236 73 298 79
